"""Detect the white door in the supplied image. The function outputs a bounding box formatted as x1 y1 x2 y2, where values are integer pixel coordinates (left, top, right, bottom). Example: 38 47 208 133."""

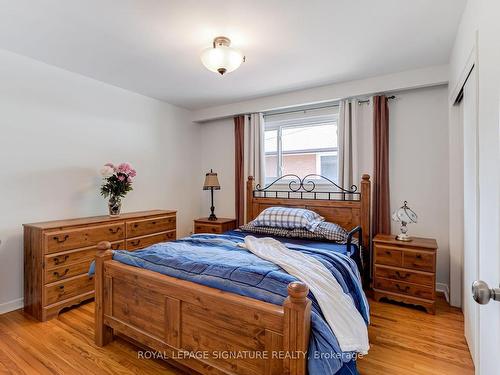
462 69 479 365
465 7 500 374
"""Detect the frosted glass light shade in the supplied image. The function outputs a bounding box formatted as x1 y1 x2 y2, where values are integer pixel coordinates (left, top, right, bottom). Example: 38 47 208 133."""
200 44 243 75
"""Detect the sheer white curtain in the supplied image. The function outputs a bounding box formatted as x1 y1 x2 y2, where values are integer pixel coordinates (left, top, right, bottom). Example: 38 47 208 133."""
337 99 373 188
245 113 265 188
242 113 265 223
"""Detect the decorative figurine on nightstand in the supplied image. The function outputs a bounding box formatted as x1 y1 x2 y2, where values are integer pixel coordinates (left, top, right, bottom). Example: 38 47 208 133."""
392 201 418 241
203 169 221 221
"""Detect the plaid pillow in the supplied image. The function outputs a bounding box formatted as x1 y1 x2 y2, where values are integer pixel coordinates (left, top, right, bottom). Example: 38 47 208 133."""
240 221 353 244
239 223 293 237
313 222 351 243
252 207 324 231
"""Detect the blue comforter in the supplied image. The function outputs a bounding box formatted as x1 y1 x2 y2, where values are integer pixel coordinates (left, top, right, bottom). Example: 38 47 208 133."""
107 234 369 374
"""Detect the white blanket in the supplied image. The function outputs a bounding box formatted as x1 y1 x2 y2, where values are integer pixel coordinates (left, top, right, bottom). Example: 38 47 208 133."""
243 236 369 354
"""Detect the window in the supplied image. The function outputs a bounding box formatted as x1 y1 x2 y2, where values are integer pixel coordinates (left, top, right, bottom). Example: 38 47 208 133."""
264 113 338 184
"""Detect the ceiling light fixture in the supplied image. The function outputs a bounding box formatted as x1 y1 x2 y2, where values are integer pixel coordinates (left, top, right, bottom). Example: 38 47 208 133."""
200 36 244 75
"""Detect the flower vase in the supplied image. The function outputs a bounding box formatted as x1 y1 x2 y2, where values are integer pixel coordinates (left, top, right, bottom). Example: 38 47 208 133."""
108 196 122 217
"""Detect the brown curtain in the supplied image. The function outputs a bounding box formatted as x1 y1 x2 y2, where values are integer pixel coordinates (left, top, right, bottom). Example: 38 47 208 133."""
234 115 245 226
373 96 391 234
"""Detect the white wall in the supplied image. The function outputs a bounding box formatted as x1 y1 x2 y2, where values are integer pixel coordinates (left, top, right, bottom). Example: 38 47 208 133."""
199 118 235 219
389 85 450 288
199 85 451 288
192 65 449 122
0 49 201 312
449 0 478 97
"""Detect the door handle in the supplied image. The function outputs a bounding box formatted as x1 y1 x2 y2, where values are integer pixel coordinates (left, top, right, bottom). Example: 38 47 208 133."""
472 280 500 304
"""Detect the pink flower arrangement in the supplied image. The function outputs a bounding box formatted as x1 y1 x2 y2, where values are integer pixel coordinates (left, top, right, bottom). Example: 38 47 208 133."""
100 162 137 199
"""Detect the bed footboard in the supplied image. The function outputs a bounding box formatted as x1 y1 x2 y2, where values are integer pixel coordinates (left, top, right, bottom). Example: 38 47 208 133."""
94 242 312 375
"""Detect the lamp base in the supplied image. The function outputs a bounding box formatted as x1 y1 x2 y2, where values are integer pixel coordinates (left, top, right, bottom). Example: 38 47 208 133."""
208 213 218 221
395 233 412 242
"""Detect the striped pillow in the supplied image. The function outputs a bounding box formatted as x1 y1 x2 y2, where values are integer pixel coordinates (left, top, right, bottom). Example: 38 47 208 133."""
252 207 324 231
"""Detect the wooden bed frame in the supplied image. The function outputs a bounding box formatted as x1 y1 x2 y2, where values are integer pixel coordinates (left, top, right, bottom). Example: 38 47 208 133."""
94 175 371 375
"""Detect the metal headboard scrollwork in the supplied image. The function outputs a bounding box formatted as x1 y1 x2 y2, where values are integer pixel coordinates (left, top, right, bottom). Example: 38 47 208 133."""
253 174 360 201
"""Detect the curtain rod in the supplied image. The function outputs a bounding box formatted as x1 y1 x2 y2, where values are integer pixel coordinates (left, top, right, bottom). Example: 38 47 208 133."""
263 95 396 117
358 95 396 104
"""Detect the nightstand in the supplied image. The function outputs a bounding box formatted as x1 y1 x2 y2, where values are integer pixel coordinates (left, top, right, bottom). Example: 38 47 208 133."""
373 234 438 314
193 218 237 234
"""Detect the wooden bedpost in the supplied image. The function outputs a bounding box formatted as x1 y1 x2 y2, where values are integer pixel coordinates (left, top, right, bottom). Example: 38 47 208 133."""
95 241 113 347
360 174 371 248
283 282 311 375
246 176 255 224
360 174 371 286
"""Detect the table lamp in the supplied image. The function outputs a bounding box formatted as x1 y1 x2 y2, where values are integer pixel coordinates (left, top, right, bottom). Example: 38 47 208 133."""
203 169 221 221
392 201 418 241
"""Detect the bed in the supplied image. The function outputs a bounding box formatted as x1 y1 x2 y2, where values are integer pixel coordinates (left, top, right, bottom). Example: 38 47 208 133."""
94 174 371 375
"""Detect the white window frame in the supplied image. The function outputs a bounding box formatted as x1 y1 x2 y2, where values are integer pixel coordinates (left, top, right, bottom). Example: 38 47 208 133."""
315 151 337 176
264 114 339 184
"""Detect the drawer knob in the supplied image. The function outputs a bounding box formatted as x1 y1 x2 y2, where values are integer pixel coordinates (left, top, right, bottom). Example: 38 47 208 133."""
109 227 121 234
395 271 410 280
58 285 65 296
416 254 423 259
53 235 69 243
53 255 69 265
385 251 391 256
53 269 70 278
131 239 141 246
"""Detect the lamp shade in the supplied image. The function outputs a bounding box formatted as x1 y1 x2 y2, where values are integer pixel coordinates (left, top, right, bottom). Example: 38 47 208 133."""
200 36 244 75
200 46 243 75
392 201 418 224
203 170 220 190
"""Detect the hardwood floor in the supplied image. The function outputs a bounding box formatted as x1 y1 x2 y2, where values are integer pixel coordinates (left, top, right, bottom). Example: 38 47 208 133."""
0 295 473 374
357 294 474 374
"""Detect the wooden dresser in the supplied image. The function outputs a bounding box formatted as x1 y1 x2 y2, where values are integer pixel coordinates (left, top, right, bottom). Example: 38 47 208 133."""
373 234 438 314
193 217 237 234
23 209 176 321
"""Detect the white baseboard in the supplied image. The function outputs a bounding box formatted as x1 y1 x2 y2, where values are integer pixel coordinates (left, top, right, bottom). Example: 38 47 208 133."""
436 283 450 303
0 298 23 315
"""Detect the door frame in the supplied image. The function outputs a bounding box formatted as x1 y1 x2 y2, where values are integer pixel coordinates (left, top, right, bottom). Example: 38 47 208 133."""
448 33 480 370
448 36 478 308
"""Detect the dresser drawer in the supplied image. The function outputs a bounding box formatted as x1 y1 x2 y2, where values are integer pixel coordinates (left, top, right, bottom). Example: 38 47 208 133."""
374 278 434 300
403 251 435 272
44 274 94 306
126 215 176 238
45 223 125 253
126 231 175 251
194 224 223 234
374 265 434 287
45 241 124 269
45 260 93 284
374 245 403 267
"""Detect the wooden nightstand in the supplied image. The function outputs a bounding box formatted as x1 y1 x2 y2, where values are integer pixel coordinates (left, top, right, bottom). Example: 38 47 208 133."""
193 218 237 234
373 234 438 314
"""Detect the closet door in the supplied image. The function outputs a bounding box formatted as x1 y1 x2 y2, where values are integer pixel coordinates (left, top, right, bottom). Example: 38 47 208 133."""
462 68 479 365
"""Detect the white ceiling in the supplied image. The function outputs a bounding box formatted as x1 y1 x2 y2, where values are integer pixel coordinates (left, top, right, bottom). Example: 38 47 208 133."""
0 0 466 109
